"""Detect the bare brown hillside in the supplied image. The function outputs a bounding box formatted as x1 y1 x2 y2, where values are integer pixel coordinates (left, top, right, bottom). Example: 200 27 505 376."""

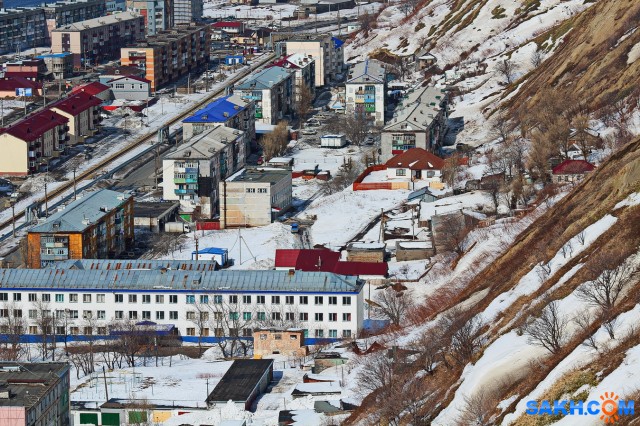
506 0 640 113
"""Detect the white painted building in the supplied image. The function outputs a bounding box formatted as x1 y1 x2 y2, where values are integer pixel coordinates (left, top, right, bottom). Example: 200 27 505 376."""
345 59 386 126
0 260 364 344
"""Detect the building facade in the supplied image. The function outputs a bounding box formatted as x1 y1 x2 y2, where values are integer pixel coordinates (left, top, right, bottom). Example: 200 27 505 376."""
0 266 364 343
126 0 173 35
285 35 343 87
174 0 203 24
270 53 316 111
0 8 47 55
0 363 70 426
234 66 294 125
0 110 69 176
36 52 75 80
345 59 386 126
219 168 292 228
49 91 103 145
107 75 152 100
381 86 449 160
43 0 107 43
120 24 211 91
51 11 145 68
254 329 308 357
162 125 246 220
26 189 134 268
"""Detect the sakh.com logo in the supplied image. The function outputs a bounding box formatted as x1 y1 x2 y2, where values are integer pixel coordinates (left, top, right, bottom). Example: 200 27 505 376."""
526 392 635 423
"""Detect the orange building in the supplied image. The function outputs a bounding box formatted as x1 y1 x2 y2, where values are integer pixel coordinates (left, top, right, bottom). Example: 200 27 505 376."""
120 24 210 91
27 189 134 268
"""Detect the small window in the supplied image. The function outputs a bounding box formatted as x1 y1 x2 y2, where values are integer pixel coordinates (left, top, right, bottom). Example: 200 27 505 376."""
114 294 123 303
245 188 256 193
83 294 91 303
290 334 298 340
97 311 105 320
395 169 406 176
243 312 252 321
169 311 178 320
142 311 151 320
314 296 323 305
260 334 267 340
342 296 351 306
156 295 164 303
0 293 7 301
41 294 50 302
128 295 137 303
96 294 105 303
299 312 308 321
315 313 323 321
186 295 195 304
257 295 265 304
257 188 267 193
329 313 337 322
214 295 223 304
200 295 209 304
243 295 252 304
272 295 280 304
329 329 337 338
169 295 178 304
343 313 352 322
55 294 64 303
285 296 294 305
115 311 124 319
299 296 308 305
156 311 165 320
229 295 238 304
343 330 352 338
129 311 138 320
69 294 78 303
142 295 151 304
328 296 337 305
274 334 282 340
28 293 37 302
257 311 266 321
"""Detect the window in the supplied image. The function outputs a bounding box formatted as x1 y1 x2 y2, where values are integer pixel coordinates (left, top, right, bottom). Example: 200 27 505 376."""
257 311 266 321
290 334 298 340
69 294 78 303
98 327 107 335
186 295 195 304
142 311 151 320
28 309 37 319
315 329 324 338
285 296 294 305
169 295 178 304
0 309 7 318
242 329 252 337
315 313 323 321
201 328 210 336
0 293 7 301
329 313 337 322
97 311 105 320
142 295 151 304
272 295 280 304
243 295 252 304
84 327 93 335
83 310 92 319
245 188 256 193
156 311 164 320
329 296 337 305
128 295 137 303
229 312 239 320
260 333 267 340
29 326 38 334
155 295 164 304
272 312 281 320
214 295 223 304
299 312 308 321
257 188 267 193
229 295 238 304
343 313 352 322
274 333 282 340
115 294 123 303
243 312 252 321
13 294 21 302
83 294 91 303
427 170 435 178
96 294 105 303
41 294 50 302
285 312 295 321
169 311 178 320
314 296 323 305
342 296 351 306
186 312 196 320
55 294 64 303
329 329 337 338
28 293 37 302
214 328 224 337
129 311 138 320
300 296 308 305
342 330 352 338
200 295 209 304
68 310 78 319
115 311 124 319
395 169 406 176
186 328 196 336
257 295 265 304
13 309 22 318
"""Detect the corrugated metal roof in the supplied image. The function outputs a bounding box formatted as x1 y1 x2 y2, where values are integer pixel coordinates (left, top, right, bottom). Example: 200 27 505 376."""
235 66 292 90
182 95 247 124
48 259 219 272
0 269 362 293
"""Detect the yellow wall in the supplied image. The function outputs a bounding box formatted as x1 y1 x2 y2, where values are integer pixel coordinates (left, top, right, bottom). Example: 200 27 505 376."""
0 134 29 176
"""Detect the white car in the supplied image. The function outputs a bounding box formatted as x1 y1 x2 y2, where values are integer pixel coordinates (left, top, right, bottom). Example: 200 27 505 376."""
305 119 322 128
301 128 317 135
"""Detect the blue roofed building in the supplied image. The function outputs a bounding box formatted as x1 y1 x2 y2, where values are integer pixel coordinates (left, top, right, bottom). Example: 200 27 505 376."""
36 52 74 80
234 66 294 124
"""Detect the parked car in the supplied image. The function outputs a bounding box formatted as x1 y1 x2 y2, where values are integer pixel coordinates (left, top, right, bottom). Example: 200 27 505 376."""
301 128 317 135
290 223 299 233
364 136 375 145
305 119 322 128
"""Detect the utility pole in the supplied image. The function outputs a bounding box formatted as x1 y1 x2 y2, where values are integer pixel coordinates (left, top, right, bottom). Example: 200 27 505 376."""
72 168 77 200
238 228 242 265
11 202 15 238
102 366 109 402
44 181 49 217
154 145 159 189
195 235 199 261
378 208 384 243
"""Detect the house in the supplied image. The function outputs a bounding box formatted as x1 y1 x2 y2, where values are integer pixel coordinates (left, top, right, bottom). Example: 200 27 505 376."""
26 189 134 268
552 159 596 183
0 267 365 342
345 242 386 263
206 360 273 411
133 201 180 232
269 53 316 109
0 363 70 426
36 52 74 80
121 24 211 91
234 66 295 125
345 59 386 126
71 81 113 102
219 168 292 228
163 125 246 220
285 35 344 87
49 91 103 145
479 172 505 190
395 240 434 261
407 187 438 203
292 382 341 398
254 328 308 357
182 94 255 148
0 109 69 176
107 75 152 101
381 85 449 160
99 65 147 85
0 76 42 98
51 12 146 68
416 53 437 70
4 59 48 81
191 247 228 266
299 0 356 14
274 248 388 280
212 21 245 36
385 148 445 183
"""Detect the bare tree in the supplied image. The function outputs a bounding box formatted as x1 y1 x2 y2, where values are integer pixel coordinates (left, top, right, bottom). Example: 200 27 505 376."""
576 255 636 311
0 303 26 361
526 131 555 184
411 329 445 374
523 300 568 354
496 58 517 84
295 82 314 121
356 351 398 395
372 288 413 326
574 310 598 351
442 153 464 188
600 309 619 340
319 157 363 195
259 121 289 161
359 11 375 38
458 389 500 426
536 261 552 284
438 309 485 367
530 49 544 68
32 300 57 361
207 297 255 358
576 230 586 246
435 212 472 255
571 112 592 160
187 301 210 356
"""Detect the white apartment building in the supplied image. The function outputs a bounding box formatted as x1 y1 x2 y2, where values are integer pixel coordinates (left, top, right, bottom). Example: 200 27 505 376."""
345 59 386 126
285 35 344 87
0 260 364 344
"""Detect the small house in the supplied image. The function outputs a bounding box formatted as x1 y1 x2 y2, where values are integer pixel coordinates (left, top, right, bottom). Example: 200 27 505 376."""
253 328 308 357
395 240 434 261
133 201 180 233
417 53 437 70
206 359 274 411
385 148 445 183
191 247 229 266
346 242 386 263
552 159 595 183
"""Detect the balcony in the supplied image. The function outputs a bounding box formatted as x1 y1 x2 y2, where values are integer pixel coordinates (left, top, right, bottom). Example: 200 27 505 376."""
174 188 196 195
174 178 198 184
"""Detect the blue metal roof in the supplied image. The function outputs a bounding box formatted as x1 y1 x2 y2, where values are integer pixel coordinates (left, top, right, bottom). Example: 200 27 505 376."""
183 95 246 124
0 269 363 294
332 37 344 49
193 247 228 255
36 53 72 59
235 66 291 90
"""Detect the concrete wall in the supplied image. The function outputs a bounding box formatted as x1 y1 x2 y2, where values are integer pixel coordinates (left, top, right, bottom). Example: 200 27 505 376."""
0 134 28 176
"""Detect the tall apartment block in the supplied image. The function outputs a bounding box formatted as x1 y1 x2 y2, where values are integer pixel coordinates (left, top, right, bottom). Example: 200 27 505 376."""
43 0 107 42
126 0 173 35
0 8 47 55
174 0 203 24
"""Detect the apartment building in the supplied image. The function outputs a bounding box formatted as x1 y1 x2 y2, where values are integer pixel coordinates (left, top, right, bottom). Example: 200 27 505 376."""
219 168 292 228
234 66 294 125
36 52 75 80
174 0 203 24
285 35 344 87
270 53 316 108
162 125 246 220
126 0 173 35
182 94 255 148
51 11 145 68
0 265 364 343
0 8 47 55
0 363 71 426
26 189 134 268
381 85 449 160
49 91 103 145
345 59 386 126
0 110 69 176
4 59 48 81
43 0 107 42
120 24 211 91
107 0 127 12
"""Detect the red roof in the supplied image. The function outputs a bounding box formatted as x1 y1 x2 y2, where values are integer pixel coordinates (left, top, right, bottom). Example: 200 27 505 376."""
274 249 388 277
212 21 243 28
71 81 110 96
385 148 445 170
51 91 102 115
3 110 68 142
107 75 151 84
0 76 41 92
552 159 596 175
